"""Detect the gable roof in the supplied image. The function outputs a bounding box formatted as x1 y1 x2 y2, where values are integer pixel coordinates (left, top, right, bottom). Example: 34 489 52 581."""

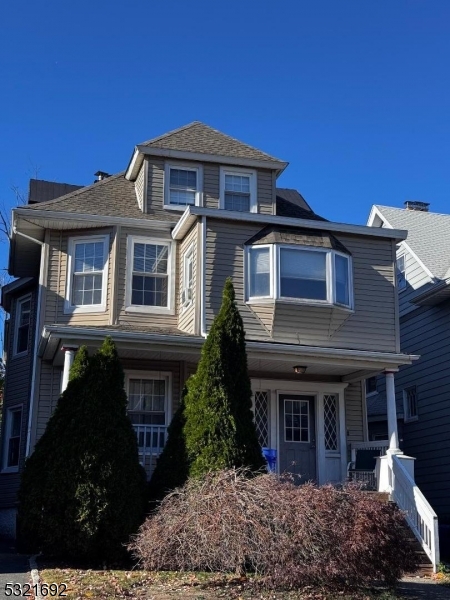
21 172 174 222
373 205 450 280
139 121 285 164
28 179 83 204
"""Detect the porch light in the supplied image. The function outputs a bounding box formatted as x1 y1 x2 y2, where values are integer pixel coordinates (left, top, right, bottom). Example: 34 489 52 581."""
293 365 307 374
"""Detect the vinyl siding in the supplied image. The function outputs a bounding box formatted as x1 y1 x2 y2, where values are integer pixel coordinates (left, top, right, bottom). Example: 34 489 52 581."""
394 301 450 520
146 158 165 212
0 285 37 508
134 162 145 211
398 247 432 318
116 226 178 328
178 224 198 334
257 169 275 215
345 381 365 444
45 228 113 326
205 219 397 352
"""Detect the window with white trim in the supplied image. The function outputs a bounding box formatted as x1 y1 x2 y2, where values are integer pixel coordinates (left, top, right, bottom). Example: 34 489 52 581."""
220 167 257 212
182 245 194 307
164 164 201 208
14 295 31 356
3 406 22 470
397 254 406 290
127 377 167 425
246 245 352 308
65 236 108 313
126 236 174 313
403 386 418 422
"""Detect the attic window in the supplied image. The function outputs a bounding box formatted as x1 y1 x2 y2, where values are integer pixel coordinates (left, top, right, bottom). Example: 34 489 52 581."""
164 164 202 208
220 167 257 213
246 245 353 309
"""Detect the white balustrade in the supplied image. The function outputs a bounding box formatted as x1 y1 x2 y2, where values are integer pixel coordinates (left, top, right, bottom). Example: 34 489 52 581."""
133 425 167 474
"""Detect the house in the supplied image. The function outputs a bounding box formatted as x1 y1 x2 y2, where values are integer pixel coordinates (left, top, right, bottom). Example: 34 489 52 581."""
368 202 450 529
0 122 421 547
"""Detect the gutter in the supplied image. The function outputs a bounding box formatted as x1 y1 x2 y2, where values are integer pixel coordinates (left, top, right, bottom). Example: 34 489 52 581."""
172 206 408 242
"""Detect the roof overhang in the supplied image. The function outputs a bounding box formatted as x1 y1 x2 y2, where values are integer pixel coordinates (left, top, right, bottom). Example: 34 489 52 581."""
411 278 450 306
172 206 408 242
39 325 417 377
125 146 288 181
0 277 35 311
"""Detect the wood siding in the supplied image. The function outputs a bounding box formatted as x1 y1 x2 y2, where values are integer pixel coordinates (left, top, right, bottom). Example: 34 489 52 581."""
0 285 37 508
45 228 114 326
345 382 365 444
178 224 198 334
394 302 450 520
205 219 398 352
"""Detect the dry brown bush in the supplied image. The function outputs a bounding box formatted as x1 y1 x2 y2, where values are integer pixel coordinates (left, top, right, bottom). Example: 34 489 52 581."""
130 469 417 589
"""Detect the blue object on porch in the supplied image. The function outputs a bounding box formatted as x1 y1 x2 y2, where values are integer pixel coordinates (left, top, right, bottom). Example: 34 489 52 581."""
262 447 277 472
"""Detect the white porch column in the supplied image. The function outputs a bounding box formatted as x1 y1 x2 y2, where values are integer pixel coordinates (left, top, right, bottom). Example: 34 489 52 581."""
385 369 401 453
61 346 78 392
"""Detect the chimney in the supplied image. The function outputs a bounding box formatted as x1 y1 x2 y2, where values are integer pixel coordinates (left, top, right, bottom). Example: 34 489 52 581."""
94 171 111 182
404 201 429 212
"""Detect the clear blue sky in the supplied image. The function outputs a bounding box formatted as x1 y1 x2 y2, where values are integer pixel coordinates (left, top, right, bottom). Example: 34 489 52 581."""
1 0 450 249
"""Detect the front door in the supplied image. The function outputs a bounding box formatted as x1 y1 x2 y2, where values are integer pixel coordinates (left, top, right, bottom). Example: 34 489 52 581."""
279 394 316 483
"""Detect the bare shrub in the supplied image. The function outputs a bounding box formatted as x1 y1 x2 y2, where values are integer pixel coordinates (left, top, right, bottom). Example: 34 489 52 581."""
130 469 417 589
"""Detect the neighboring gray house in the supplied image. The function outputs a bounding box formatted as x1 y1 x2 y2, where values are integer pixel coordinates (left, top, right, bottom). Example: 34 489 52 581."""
367 202 450 525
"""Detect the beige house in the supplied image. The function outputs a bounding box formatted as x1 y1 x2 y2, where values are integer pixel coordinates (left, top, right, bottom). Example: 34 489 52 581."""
1 122 416 537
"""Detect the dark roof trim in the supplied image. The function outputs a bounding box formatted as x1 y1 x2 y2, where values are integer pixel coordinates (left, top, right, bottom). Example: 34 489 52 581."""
245 225 351 254
1 277 35 311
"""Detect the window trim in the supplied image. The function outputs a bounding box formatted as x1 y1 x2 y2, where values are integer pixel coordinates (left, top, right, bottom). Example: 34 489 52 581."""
284 398 310 444
245 244 354 310
2 404 22 473
181 243 194 310
397 254 407 292
65 235 109 314
13 294 31 358
403 385 418 423
219 166 257 213
125 235 176 315
164 162 203 210
125 370 173 426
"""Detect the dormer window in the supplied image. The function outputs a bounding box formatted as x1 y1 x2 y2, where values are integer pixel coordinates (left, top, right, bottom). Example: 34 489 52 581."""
164 164 202 208
246 245 353 309
220 167 257 213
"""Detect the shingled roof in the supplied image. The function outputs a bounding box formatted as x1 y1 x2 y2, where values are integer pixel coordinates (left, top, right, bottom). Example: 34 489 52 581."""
276 188 327 221
139 121 286 164
22 172 175 222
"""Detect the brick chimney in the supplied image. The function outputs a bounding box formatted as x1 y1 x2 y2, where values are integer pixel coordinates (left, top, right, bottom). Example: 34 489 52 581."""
404 201 429 212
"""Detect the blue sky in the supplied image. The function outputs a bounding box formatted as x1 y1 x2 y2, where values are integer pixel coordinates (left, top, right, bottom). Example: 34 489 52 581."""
1 0 449 261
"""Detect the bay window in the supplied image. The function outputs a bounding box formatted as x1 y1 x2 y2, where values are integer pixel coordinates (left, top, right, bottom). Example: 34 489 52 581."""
247 245 352 309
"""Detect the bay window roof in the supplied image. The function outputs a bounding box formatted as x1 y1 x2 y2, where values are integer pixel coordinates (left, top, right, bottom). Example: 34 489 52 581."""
246 226 351 255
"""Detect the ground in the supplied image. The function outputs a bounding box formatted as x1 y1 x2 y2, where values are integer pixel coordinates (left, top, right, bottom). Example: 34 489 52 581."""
38 567 450 600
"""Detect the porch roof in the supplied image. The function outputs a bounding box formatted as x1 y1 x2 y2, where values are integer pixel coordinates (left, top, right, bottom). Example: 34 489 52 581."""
40 324 418 382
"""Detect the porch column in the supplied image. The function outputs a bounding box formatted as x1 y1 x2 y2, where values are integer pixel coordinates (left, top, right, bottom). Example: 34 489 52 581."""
385 369 401 453
61 346 78 392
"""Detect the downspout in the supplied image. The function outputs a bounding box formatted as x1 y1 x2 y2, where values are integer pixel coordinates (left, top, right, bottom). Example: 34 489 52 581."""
200 216 207 337
12 227 47 457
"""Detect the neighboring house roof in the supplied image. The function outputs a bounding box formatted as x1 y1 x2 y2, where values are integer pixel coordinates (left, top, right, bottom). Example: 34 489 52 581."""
21 172 174 222
139 121 285 165
373 205 450 280
28 179 83 204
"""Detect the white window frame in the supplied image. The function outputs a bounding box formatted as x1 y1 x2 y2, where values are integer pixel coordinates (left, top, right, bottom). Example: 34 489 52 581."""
403 386 418 422
125 371 172 426
125 235 176 315
13 294 31 357
181 243 194 309
164 162 203 210
219 166 257 213
245 245 353 310
397 254 407 291
2 404 22 473
284 398 310 444
65 235 109 314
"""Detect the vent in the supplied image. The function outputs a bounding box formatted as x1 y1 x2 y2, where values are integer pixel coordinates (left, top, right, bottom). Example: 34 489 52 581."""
94 171 111 182
404 201 429 212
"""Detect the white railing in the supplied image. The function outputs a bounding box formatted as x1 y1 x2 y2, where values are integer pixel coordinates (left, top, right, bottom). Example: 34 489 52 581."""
389 453 440 572
348 441 389 490
133 424 167 460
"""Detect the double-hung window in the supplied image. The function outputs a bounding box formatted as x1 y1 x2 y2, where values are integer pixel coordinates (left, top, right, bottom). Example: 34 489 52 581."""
3 406 22 471
14 295 31 356
220 167 257 212
403 386 418 422
397 254 406 291
65 235 109 313
246 245 352 309
126 237 174 313
164 164 202 208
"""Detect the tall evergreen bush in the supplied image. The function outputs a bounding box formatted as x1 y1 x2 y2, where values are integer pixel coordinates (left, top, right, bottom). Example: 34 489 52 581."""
17 337 146 562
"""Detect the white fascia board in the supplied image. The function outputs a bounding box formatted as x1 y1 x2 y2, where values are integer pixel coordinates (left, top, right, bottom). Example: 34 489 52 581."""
172 206 408 241
367 205 391 228
14 208 177 232
137 146 289 175
125 147 144 181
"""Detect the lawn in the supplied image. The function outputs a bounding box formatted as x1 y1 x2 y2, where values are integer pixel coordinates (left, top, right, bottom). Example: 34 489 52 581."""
39 567 405 600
